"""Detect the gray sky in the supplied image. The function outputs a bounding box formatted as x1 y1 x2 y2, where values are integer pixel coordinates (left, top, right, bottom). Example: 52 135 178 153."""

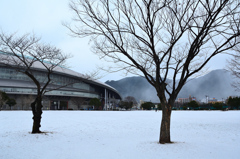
0 0 230 82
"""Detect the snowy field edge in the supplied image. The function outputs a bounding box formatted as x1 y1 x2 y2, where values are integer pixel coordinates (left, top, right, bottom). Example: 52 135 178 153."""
0 111 239 159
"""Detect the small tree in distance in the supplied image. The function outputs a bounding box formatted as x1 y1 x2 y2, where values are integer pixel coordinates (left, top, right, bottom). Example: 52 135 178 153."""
119 96 137 110
19 95 35 110
118 101 132 110
72 97 87 110
6 98 16 110
187 101 199 110
212 102 223 110
141 102 154 110
227 97 240 110
0 91 9 110
89 98 102 110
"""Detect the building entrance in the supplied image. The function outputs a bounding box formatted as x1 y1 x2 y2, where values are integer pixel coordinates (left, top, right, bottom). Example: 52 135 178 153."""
50 101 68 110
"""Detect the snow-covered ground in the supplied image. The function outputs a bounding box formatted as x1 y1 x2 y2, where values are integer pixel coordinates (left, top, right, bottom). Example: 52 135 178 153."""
0 110 239 159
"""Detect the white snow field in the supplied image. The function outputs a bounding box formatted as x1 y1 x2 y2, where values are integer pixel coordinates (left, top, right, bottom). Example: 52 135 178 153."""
0 111 239 159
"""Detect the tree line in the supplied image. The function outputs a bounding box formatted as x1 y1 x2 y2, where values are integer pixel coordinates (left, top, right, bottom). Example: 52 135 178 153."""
140 98 240 111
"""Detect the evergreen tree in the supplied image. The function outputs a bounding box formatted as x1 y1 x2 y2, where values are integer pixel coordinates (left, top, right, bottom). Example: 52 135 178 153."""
89 98 102 110
227 97 240 110
6 98 16 110
0 91 9 110
141 102 154 110
187 101 199 110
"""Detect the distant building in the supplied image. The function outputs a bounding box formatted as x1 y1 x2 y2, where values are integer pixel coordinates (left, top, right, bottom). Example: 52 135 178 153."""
208 97 218 104
177 95 197 104
0 51 122 110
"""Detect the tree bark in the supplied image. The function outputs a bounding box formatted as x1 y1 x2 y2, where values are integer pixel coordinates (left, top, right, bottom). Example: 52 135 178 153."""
157 84 173 144
159 102 172 144
31 96 43 133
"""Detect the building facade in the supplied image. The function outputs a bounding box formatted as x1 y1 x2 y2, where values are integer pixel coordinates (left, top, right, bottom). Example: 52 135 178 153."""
177 95 197 104
0 51 121 110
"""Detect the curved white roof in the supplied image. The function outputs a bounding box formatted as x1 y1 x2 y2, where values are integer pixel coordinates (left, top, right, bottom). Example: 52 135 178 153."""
0 51 121 99
53 65 120 94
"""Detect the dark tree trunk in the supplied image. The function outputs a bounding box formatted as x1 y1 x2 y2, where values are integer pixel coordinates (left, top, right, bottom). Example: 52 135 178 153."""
31 96 43 133
159 102 172 144
157 84 173 144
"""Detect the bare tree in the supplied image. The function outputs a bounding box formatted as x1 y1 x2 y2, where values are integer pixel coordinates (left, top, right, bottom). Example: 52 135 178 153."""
124 96 137 109
71 97 87 110
0 91 9 110
19 95 35 110
124 96 137 105
66 0 240 143
227 42 240 90
0 32 69 133
120 96 137 110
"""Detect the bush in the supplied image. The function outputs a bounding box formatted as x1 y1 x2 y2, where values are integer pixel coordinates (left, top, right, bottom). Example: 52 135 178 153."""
212 102 223 110
141 102 154 110
118 101 133 110
6 98 16 110
158 104 162 110
89 98 102 110
182 106 187 110
187 101 199 109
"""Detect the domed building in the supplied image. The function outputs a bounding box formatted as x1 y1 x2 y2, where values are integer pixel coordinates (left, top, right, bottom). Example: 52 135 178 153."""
0 51 121 110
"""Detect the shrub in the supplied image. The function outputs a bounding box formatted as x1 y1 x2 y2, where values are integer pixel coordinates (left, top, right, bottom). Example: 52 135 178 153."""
89 98 102 110
141 102 154 110
212 102 223 110
158 104 162 110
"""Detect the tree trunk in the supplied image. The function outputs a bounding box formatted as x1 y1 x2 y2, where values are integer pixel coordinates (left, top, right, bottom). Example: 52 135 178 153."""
156 83 173 144
159 102 172 143
31 96 43 133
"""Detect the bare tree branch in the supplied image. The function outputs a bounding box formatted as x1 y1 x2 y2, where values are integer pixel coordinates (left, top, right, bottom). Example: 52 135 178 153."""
67 0 240 144
0 32 70 133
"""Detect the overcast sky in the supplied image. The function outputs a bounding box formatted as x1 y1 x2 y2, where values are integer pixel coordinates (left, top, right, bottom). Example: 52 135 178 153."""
0 0 230 82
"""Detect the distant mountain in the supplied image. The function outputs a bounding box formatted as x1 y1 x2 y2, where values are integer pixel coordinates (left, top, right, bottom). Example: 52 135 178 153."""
105 69 240 102
106 76 158 102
